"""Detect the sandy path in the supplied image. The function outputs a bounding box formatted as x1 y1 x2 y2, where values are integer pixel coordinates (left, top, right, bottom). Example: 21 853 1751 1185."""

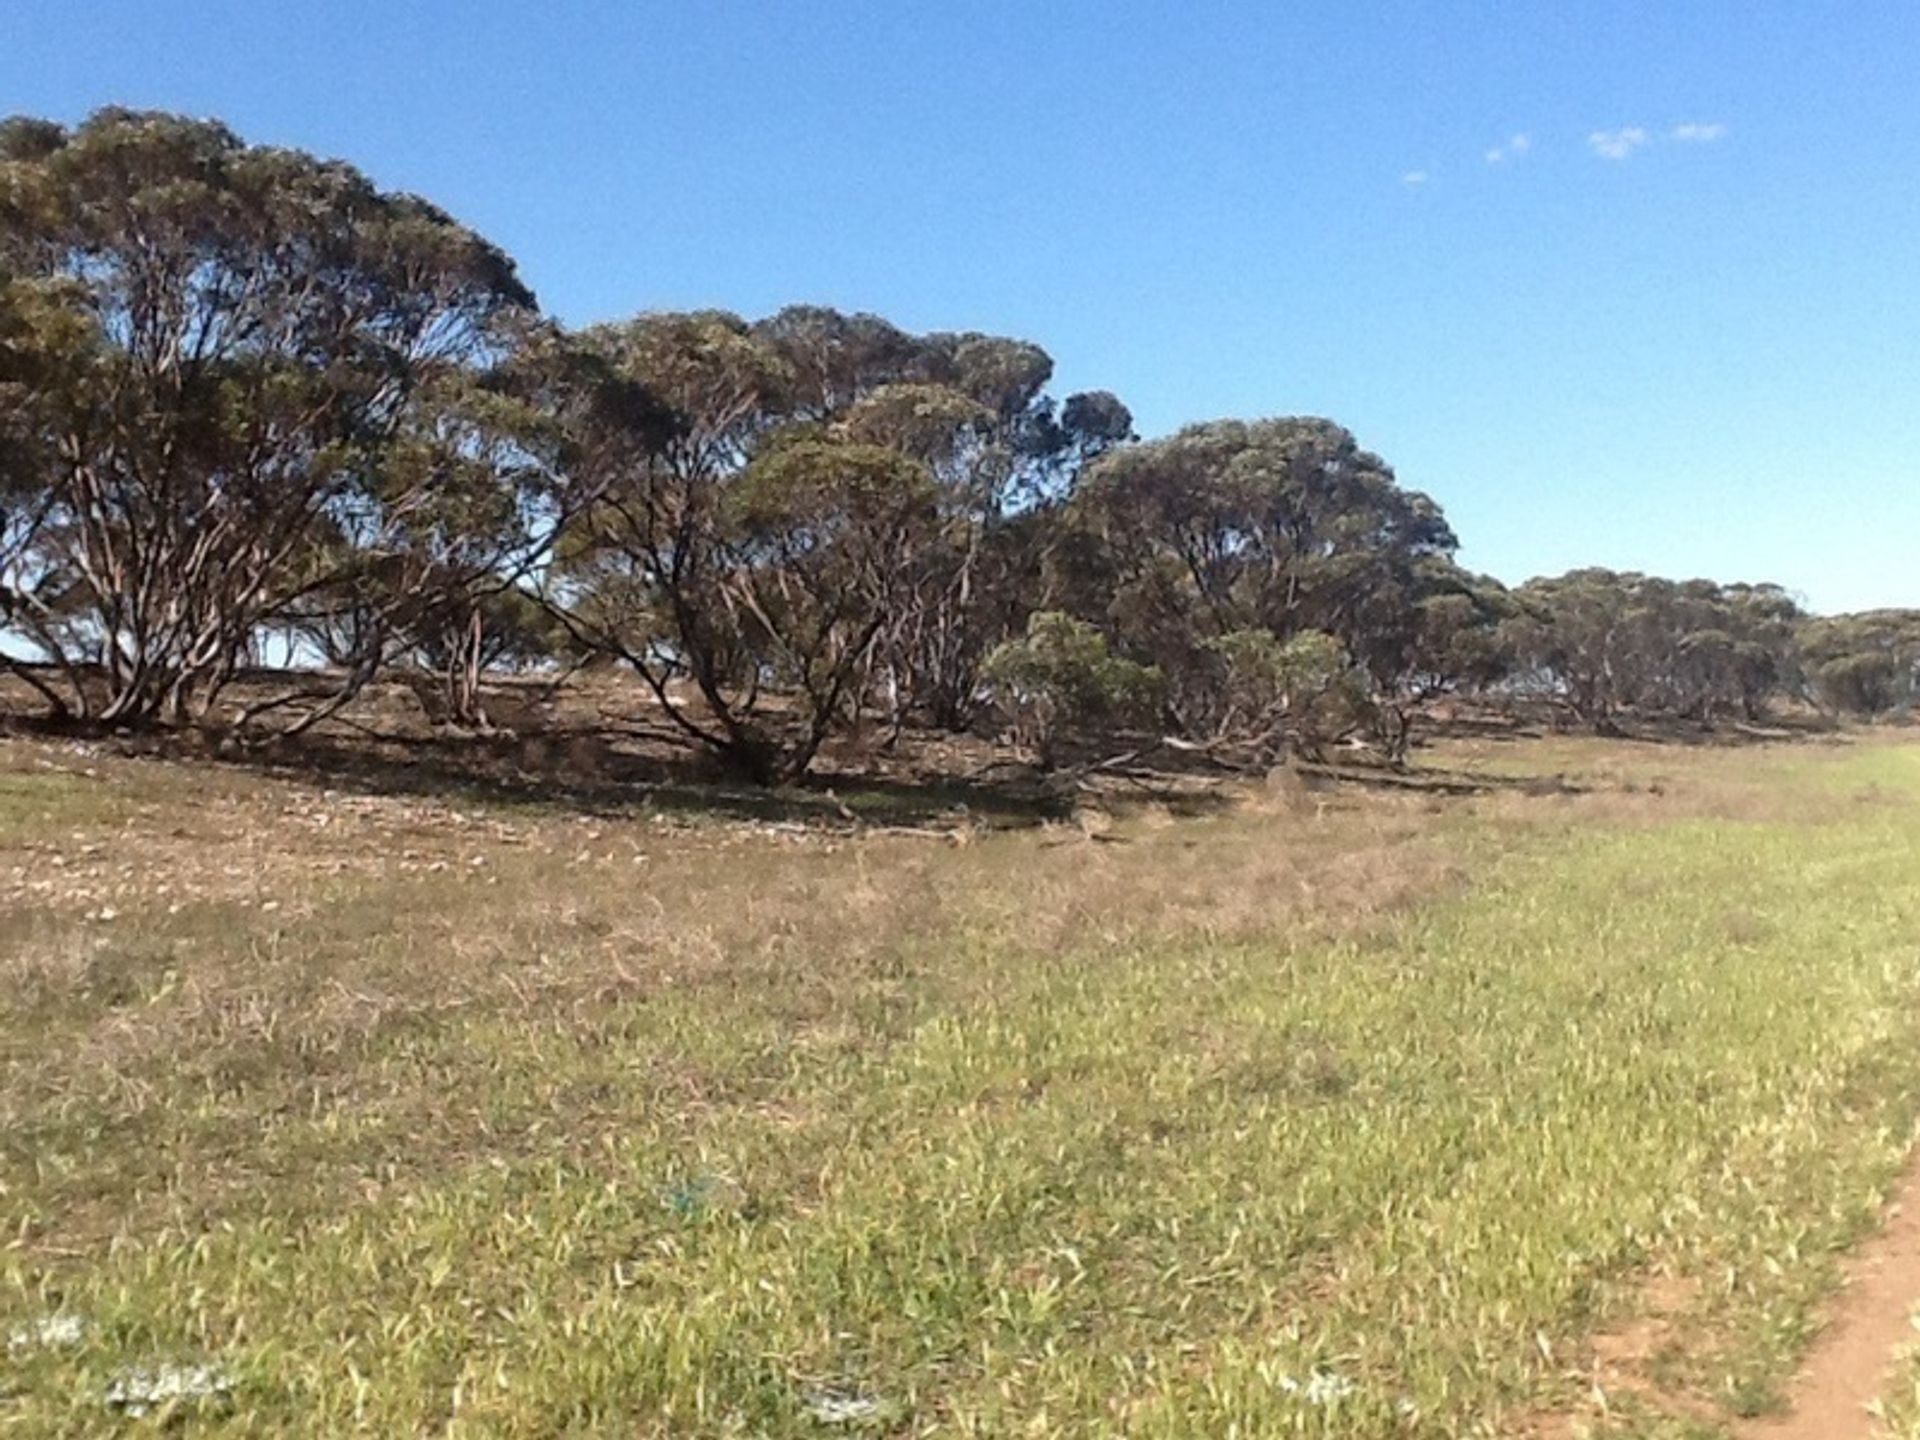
1738 1163 1920 1440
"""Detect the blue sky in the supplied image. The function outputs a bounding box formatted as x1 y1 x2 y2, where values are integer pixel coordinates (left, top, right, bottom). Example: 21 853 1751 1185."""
7 1 1917 612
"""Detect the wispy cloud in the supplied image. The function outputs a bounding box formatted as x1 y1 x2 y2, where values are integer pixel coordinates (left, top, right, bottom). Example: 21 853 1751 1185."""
1587 126 1649 160
1671 121 1728 142
1400 170 1429 186
1485 133 1532 165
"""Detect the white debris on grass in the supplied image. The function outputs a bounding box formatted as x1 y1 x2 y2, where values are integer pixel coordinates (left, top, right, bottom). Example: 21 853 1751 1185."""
7 1313 87 1353
104 1363 233 1416
805 1388 881 1424
1277 1369 1356 1405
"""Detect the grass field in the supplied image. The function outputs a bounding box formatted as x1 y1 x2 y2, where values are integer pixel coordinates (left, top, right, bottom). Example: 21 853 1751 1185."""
4 732 1920 1436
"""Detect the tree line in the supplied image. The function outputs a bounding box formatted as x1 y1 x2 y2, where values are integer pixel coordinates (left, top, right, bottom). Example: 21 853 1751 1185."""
1 112 1914 782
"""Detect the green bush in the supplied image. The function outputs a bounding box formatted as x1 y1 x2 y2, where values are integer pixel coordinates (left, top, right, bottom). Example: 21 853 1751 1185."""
982 612 1162 766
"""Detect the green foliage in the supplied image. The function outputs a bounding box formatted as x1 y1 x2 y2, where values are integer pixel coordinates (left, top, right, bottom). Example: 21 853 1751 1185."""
0 108 539 727
1797 609 1920 717
1068 416 1456 740
730 434 935 532
1399 562 1518 694
543 309 1064 781
1074 418 1457 613
1203 628 1374 760
838 384 996 469
982 611 1162 765
1812 651 1902 715
727 435 936 756
0 104 1880 772
1510 570 1805 729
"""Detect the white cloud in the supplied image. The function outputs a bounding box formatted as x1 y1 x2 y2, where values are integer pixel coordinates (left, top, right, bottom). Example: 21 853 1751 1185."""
1672 121 1728 142
1588 126 1649 160
1400 170 1429 186
1484 133 1532 165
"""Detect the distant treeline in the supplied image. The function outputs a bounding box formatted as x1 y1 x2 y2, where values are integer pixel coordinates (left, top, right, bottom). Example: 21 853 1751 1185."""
2 111 1915 780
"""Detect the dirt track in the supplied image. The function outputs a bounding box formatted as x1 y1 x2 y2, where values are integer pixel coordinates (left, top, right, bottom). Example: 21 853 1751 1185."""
1738 1160 1920 1439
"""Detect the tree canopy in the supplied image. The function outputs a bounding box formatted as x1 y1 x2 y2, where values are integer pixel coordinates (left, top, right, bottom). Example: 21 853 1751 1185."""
0 108 1902 780
0 109 540 727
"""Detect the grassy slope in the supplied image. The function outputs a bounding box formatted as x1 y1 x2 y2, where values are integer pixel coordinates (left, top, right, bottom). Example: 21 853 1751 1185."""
2 739 1919 1436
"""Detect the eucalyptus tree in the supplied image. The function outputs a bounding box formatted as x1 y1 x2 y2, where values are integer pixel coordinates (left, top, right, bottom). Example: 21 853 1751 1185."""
1797 609 1920 717
837 378 1002 729
1506 570 1661 729
1508 570 1803 729
252 353 611 733
0 108 541 728
829 328 1133 732
1362 560 1518 758
404 582 564 727
1673 581 1802 721
546 310 946 782
541 311 793 777
0 267 94 715
1395 563 1519 700
1193 628 1375 763
547 307 1127 776
1069 416 1455 745
750 305 926 418
726 431 936 774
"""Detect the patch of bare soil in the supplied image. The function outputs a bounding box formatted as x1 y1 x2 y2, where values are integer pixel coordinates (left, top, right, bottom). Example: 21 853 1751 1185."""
1518 1271 1716 1437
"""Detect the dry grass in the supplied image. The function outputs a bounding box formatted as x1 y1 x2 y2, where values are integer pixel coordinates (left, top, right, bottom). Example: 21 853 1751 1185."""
0 731 1465 1251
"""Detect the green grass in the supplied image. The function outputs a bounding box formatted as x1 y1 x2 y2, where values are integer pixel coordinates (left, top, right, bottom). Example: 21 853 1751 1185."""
3 740 1920 1435
1878 1344 1920 1439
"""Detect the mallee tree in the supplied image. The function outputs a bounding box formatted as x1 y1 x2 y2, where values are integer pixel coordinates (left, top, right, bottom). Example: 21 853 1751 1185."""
0 106 1891 781
0 109 541 728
